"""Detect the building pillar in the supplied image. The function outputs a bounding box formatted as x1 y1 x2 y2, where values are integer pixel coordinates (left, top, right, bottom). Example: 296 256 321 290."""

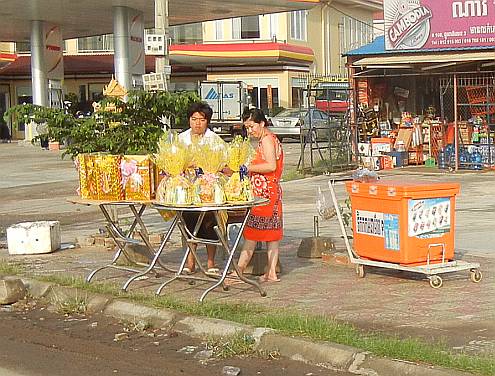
113 6 132 91
154 0 170 90
113 6 145 91
30 20 48 106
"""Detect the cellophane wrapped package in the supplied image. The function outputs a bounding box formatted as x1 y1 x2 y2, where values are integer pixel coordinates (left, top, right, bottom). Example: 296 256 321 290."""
121 155 155 201
224 136 254 202
192 138 227 205
94 154 124 201
155 132 192 205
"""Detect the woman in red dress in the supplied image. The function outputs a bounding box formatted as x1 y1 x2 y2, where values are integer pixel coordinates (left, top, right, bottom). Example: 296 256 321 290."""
235 108 284 282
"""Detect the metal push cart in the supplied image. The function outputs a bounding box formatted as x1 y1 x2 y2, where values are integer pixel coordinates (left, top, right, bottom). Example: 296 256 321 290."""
328 180 483 288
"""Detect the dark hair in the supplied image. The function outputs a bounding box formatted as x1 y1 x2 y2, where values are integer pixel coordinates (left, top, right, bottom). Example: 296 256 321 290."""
242 107 267 124
187 102 213 123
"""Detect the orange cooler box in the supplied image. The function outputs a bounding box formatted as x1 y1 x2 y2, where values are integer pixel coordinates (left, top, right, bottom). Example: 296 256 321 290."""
346 180 460 265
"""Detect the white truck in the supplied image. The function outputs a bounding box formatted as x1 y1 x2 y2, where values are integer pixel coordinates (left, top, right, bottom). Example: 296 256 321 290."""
199 80 250 139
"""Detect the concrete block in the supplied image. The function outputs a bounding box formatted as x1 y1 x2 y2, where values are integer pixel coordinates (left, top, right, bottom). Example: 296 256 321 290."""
7 221 61 255
0 278 27 304
297 236 335 258
20 278 53 298
104 238 116 248
86 295 112 314
257 333 356 370
93 236 106 247
322 251 351 266
243 245 281 276
176 316 252 338
149 233 163 244
104 300 176 327
77 236 95 247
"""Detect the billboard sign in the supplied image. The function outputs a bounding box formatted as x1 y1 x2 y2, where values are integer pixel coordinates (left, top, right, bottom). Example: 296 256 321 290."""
384 0 495 50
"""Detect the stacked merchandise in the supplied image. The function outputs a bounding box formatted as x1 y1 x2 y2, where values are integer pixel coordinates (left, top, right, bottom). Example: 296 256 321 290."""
77 132 255 204
458 121 472 145
153 132 255 205
77 154 154 201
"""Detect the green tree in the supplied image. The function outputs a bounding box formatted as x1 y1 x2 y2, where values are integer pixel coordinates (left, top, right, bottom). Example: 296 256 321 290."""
4 90 200 158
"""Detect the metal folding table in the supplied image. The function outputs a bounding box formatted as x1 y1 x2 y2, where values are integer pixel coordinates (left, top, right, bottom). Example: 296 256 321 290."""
68 197 177 290
153 198 269 302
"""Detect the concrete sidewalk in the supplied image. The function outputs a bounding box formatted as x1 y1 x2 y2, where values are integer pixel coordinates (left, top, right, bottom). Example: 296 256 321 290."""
0 142 494 361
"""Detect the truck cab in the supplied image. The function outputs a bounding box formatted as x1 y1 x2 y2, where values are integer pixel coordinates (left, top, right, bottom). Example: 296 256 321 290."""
199 80 249 139
313 79 350 115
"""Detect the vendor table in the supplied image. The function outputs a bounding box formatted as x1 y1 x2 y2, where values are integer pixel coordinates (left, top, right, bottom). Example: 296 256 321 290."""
153 198 269 302
68 197 177 290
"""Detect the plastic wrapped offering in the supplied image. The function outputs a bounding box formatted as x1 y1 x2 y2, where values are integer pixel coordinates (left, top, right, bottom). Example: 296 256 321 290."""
121 155 155 201
224 136 254 202
193 139 227 204
154 132 193 205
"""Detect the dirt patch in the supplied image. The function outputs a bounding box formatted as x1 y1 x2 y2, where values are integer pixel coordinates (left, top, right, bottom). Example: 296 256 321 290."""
0 298 342 376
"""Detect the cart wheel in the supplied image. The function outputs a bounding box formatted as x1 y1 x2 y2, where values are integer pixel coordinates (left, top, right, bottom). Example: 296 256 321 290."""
355 264 365 278
429 275 443 289
470 269 482 283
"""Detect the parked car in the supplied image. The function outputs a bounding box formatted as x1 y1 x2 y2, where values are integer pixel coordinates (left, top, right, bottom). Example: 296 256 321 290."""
267 108 335 141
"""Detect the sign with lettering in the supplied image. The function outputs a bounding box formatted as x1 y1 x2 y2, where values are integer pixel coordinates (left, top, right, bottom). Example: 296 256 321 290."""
43 23 64 81
384 0 495 50
355 210 384 237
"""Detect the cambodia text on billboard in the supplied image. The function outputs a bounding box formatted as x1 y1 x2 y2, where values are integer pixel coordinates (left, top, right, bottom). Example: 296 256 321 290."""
384 0 495 50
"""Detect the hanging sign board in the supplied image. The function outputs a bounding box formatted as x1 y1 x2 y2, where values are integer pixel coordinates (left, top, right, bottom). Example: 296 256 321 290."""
44 23 64 81
128 9 145 77
384 0 495 51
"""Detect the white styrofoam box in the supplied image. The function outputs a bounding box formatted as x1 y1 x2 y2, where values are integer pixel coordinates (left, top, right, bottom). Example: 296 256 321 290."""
358 143 371 156
7 221 61 255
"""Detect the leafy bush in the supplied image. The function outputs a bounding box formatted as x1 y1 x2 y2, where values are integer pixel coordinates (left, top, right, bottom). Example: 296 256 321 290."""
4 90 199 159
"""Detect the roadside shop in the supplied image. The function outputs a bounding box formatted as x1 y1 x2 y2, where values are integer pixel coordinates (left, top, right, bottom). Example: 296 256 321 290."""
346 0 495 172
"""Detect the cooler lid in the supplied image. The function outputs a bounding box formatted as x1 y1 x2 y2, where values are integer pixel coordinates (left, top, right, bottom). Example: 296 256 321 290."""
346 180 460 197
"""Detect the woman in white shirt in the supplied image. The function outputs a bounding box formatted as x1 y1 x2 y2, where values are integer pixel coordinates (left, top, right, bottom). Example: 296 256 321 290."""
179 102 224 274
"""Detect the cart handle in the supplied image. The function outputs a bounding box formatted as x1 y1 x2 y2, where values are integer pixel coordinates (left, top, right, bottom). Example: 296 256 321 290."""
427 243 446 266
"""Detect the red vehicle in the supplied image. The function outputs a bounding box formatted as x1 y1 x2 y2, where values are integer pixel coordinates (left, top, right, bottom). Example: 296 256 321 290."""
314 82 350 114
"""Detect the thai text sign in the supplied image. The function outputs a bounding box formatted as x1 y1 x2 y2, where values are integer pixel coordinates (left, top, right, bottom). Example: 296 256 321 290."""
384 0 495 50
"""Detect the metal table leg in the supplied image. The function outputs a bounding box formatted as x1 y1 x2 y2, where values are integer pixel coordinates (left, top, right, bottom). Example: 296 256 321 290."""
199 209 266 302
86 203 175 290
122 215 178 291
86 203 145 283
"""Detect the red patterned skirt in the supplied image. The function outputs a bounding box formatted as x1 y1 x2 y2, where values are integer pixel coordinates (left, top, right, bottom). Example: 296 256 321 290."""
243 173 283 242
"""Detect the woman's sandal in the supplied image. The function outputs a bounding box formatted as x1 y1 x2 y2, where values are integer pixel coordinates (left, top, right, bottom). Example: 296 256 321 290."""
259 275 281 283
206 267 220 276
182 267 195 275
224 272 244 286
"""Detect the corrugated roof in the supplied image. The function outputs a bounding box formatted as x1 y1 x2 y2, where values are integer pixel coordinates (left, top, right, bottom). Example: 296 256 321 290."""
346 35 495 56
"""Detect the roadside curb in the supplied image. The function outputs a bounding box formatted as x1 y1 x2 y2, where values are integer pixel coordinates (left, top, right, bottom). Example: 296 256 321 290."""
18 277 473 376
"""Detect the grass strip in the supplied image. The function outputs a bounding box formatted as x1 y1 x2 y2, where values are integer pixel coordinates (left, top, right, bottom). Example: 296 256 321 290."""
3 265 494 376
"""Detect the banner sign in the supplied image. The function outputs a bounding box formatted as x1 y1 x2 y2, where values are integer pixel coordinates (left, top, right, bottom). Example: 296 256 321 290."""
384 0 495 50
